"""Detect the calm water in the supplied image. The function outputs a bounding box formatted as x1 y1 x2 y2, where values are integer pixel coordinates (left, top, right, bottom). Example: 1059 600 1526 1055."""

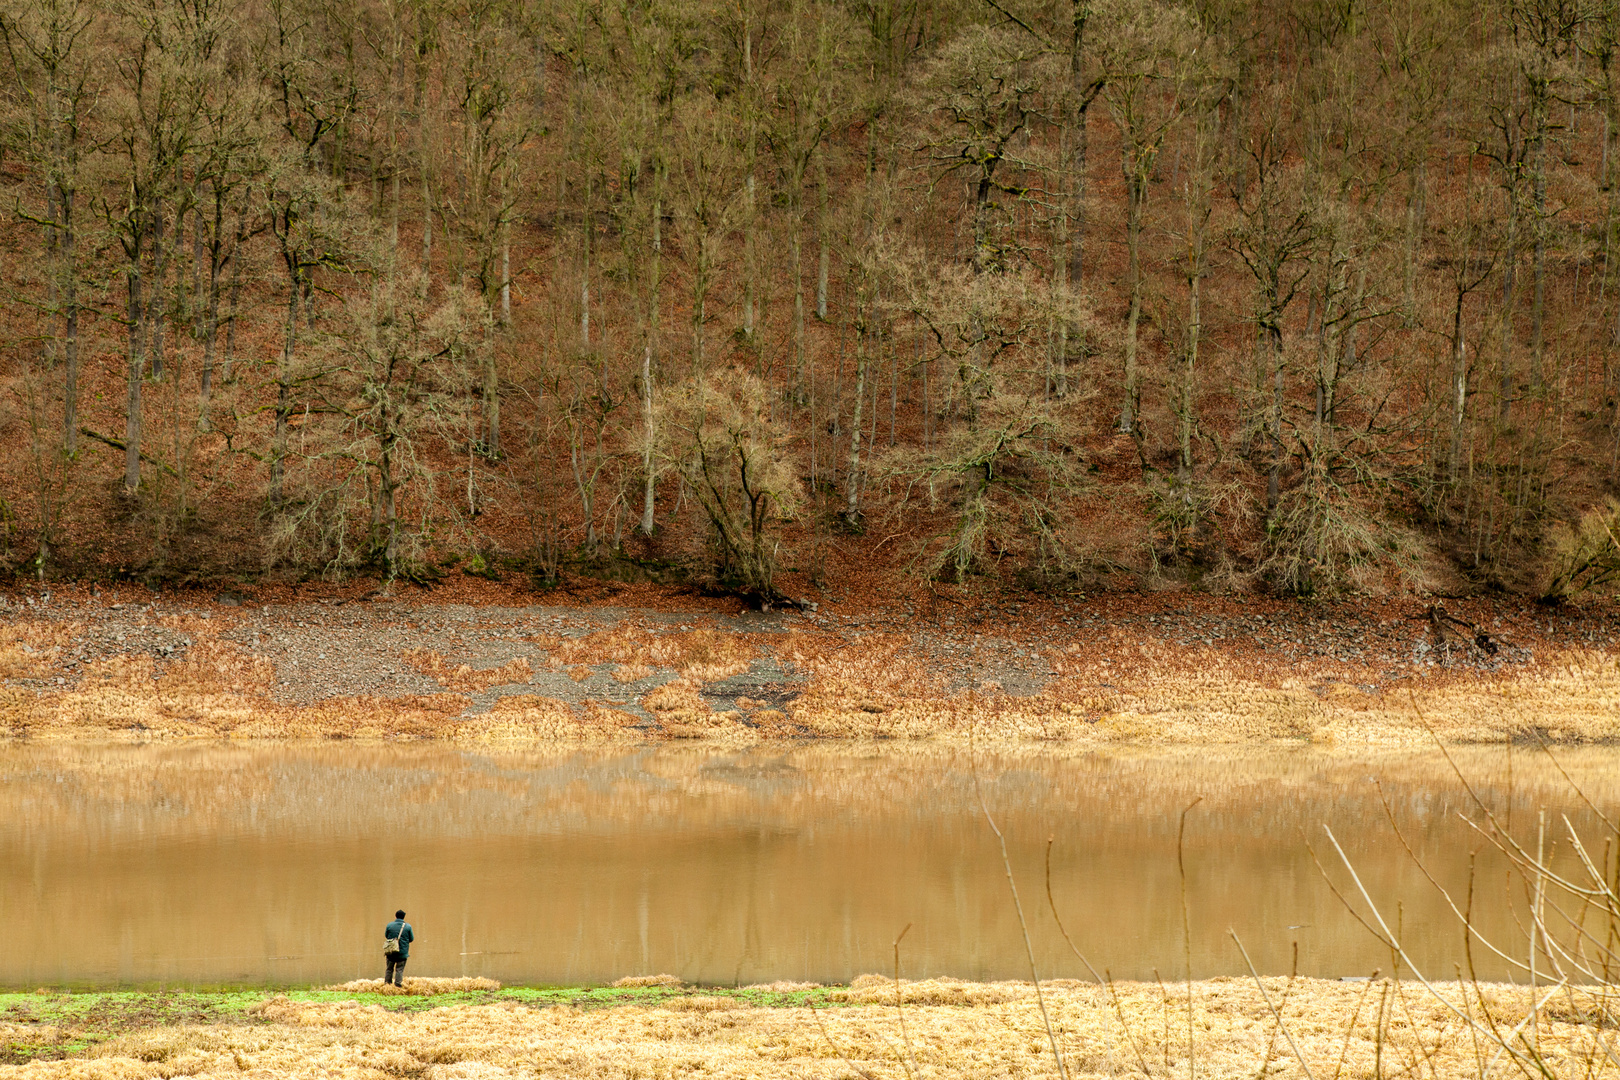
1 742 1615 988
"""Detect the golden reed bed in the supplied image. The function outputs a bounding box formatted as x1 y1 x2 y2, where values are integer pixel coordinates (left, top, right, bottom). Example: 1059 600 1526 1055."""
1 977 1611 1080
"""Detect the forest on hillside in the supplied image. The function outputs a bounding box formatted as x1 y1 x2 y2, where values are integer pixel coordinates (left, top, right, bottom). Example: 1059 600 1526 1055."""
3 0 1620 600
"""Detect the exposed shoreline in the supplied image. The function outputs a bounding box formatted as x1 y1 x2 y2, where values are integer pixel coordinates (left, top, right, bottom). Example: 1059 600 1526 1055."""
4 585 1620 745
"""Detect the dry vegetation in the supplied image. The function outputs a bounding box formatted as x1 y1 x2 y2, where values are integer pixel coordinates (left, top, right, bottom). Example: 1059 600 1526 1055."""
6 594 1620 744
2 978 1614 1079
10 644 1620 744
320 978 502 996
530 626 757 683
400 649 533 693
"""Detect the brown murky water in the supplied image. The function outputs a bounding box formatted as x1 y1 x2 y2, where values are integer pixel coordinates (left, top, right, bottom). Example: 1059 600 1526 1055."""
2 743 1615 988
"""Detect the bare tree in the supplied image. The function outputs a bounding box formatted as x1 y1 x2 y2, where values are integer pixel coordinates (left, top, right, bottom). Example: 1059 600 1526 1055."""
1096 0 1200 437
1227 80 1316 520
99 0 205 495
270 271 483 580
1 0 95 573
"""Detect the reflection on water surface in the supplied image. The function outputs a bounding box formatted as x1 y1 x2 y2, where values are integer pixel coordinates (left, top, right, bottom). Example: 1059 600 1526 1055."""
2 743 1614 987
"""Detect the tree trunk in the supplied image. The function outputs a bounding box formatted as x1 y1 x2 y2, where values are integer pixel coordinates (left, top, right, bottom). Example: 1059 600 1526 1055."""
845 296 868 521
221 194 247 383
500 220 511 326
422 171 433 268
483 343 500 457
570 431 598 554
200 229 221 421
1119 164 1144 435
390 139 401 256
1449 285 1468 482
641 183 662 536
1182 255 1199 473
149 201 167 379
792 195 807 400
1068 0 1091 289
269 284 296 506
192 203 204 310
1266 321 1283 517
45 186 58 324
1403 160 1426 324
1530 85 1548 392
580 174 591 348
816 156 829 320
61 190 77 457
124 263 145 494
378 427 399 575
742 24 756 340
640 343 655 535
692 234 709 376
1499 196 1518 420
743 175 756 339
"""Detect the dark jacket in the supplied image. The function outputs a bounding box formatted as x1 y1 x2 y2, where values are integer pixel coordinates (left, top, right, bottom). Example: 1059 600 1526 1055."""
385 919 414 959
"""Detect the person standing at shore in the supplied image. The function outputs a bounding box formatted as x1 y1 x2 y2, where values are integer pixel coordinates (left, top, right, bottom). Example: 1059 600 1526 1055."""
384 910 414 986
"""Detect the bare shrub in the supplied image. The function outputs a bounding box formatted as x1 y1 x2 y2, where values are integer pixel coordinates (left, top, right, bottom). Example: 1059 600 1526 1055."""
657 369 800 600
1541 498 1620 600
1261 466 1432 595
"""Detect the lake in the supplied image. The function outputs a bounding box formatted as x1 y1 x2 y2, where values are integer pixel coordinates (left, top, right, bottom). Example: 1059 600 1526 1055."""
1 742 1614 988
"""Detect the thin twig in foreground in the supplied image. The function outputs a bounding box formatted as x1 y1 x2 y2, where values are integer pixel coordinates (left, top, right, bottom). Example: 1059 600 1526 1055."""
1179 797 1202 1080
1322 824 1550 1076
1046 837 1150 1077
810 1006 879 1080
1229 930 1315 1080
893 923 917 1080
971 733 1067 1080
1328 970 1379 1080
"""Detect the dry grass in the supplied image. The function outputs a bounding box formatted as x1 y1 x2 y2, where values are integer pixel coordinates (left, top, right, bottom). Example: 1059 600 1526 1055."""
457 695 638 742
533 625 759 683
768 647 1620 745
832 973 1024 1006
611 662 655 683
0 619 78 680
321 978 501 995
9 977 1611 1079
6 608 1620 744
640 679 760 740
402 649 533 693
610 974 683 988
153 613 225 636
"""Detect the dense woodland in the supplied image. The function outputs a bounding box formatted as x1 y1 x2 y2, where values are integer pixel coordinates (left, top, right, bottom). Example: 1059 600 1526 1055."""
4 0 1620 600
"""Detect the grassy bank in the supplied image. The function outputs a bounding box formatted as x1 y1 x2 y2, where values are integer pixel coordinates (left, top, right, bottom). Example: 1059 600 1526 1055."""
2 976 1611 1079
